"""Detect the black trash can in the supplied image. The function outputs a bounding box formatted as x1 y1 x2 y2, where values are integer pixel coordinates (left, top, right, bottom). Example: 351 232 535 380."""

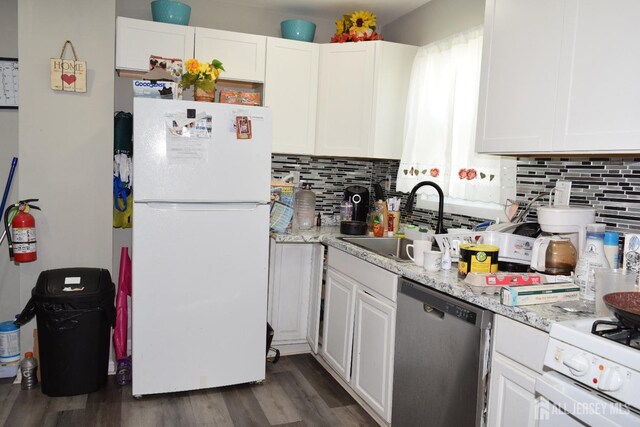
16 268 115 396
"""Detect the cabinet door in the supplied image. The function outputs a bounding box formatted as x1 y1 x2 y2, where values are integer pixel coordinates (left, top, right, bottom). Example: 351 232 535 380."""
265 38 319 155
195 28 266 82
487 353 539 427
555 0 640 152
116 17 195 72
351 289 396 423
268 243 312 344
315 42 375 157
321 268 357 382
476 0 565 153
370 42 417 159
306 244 324 354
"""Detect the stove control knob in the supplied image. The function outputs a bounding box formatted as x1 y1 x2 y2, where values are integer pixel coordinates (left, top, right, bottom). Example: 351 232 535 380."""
563 355 590 376
598 368 624 392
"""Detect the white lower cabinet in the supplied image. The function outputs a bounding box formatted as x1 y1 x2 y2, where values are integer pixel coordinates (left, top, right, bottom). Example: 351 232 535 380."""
267 240 323 355
322 268 358 381
321 247 398 423
351 289 395 423
488 353 539 427
487 315 549 427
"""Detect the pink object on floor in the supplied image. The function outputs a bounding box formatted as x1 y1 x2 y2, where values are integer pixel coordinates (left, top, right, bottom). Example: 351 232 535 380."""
113 247 132 361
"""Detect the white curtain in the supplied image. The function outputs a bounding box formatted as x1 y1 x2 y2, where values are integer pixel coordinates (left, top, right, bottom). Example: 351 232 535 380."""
397 27 510 204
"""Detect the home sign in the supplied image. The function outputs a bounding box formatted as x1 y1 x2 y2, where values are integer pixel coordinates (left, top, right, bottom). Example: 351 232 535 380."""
50 40 86 93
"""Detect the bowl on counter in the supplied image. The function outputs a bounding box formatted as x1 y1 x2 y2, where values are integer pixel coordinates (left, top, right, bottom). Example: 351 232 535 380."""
151 0 191 26
280 19 316 42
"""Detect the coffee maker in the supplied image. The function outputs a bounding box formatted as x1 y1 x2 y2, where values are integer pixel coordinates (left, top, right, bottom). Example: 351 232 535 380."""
530 205 595 273
344 186 370 222
341 186 370 235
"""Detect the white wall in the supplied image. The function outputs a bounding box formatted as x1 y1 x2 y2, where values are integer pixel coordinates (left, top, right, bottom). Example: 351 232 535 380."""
0 0 20 322
17 0 115 351
382 0 485 46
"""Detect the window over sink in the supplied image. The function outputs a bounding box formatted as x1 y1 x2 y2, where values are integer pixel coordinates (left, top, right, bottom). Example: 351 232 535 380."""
396 26 516 221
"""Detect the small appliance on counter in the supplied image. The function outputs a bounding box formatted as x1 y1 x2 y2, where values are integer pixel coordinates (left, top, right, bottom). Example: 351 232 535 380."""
536 205 595 253
344 186 369 222
340 186 369 235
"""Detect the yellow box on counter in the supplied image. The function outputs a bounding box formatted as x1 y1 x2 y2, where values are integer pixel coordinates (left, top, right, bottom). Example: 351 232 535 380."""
500 283 579 306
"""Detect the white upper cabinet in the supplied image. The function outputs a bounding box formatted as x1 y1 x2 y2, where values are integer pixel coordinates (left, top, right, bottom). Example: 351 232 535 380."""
315 41 417 159
195 28 266 82
556 0 640 152
477 0 640 154
264 38 319 155
116 17 195 72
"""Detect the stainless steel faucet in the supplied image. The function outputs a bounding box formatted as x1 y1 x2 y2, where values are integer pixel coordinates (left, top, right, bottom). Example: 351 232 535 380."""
404 181 445 234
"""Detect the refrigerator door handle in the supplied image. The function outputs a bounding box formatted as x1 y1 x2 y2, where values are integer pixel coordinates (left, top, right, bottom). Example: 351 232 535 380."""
144 202 267 212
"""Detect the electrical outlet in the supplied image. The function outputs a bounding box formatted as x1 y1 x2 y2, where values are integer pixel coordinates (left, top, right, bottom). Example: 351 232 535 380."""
385 175 391 192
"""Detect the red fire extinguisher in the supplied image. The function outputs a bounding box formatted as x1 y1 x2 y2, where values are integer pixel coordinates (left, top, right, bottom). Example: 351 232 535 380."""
4 199 40 263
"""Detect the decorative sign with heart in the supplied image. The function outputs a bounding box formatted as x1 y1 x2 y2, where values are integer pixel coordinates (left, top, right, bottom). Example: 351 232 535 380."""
61 74 76 85
50 40 86 92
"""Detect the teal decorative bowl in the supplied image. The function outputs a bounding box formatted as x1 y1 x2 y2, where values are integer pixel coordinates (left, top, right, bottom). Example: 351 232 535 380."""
151 0 191 26
280 19 316 42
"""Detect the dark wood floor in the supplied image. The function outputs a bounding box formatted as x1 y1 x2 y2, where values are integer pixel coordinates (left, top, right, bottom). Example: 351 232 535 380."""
0 354 378 427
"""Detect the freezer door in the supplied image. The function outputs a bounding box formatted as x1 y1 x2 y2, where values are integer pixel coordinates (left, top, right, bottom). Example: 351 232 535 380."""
131 202 269 395
133 98 272 203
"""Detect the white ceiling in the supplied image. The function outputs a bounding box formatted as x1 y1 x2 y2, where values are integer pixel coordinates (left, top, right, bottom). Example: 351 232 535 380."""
218 0 432 27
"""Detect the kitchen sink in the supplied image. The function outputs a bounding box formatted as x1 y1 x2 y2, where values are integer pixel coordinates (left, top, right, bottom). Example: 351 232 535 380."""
339 236 413 262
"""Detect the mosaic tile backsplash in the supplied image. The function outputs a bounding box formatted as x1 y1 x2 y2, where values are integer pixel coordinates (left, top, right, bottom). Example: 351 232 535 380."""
271 155 640 233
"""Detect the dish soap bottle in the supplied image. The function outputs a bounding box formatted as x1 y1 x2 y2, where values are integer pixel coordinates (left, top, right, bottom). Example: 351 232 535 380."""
574 223 610 301
295 182 316 230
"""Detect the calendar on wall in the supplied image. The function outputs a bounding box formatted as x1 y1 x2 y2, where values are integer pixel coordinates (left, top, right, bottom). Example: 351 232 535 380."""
0 58 18 109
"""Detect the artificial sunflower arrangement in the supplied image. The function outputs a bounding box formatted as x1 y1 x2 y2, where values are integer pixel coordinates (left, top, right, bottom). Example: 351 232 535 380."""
180 58 225 92
331 10 382 43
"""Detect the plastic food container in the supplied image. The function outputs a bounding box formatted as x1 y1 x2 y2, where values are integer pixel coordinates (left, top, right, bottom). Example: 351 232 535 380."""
458 243 500 278
0 321 20 363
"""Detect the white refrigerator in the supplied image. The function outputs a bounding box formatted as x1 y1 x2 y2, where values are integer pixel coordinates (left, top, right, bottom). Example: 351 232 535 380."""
131 98 272 396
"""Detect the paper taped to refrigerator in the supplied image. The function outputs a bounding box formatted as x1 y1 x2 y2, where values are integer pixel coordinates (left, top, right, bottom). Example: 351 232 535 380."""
165 112 212 162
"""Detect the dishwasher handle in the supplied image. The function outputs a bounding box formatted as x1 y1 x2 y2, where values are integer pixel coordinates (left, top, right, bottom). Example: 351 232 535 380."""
423 303 445 319
400 278 491 329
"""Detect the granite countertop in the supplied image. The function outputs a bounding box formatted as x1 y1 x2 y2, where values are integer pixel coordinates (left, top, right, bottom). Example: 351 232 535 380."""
271 226 595 333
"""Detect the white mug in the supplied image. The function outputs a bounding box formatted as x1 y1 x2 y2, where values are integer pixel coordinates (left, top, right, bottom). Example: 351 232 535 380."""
423 250 442 272
406 239 433 266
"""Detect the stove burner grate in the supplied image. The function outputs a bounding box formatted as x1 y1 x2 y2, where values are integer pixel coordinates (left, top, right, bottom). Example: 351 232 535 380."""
592 316 640 349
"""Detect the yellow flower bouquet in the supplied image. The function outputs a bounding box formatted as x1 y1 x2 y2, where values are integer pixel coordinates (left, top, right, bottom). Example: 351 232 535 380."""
331 10 382 43
180 58 225 92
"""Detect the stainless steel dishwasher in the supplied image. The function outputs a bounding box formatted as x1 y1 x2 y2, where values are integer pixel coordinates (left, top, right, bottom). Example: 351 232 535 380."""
392 278 493 427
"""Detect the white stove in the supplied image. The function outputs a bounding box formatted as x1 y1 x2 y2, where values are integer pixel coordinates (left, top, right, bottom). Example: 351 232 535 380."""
537 317 640 426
